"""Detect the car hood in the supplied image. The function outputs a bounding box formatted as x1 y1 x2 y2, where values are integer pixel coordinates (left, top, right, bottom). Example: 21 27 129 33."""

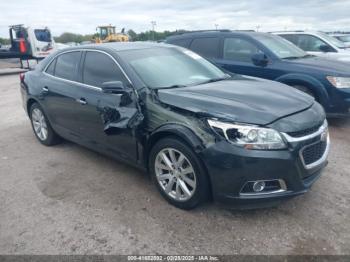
157 77 314 125
286 56 350 75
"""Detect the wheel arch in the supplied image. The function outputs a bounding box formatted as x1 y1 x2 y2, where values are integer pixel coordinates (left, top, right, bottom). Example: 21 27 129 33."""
144 124 205 165
276 73 329 106
26 97 39 117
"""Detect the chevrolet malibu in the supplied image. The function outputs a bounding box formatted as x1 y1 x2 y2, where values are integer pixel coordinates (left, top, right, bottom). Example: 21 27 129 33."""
20 43 330 209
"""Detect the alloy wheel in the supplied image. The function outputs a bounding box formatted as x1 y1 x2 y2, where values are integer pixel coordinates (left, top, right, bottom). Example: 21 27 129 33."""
155 148 197 201
31 108 48 141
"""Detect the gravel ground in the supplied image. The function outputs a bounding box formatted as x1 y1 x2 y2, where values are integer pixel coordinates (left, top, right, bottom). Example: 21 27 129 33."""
0 74 349 255
0 59 20 69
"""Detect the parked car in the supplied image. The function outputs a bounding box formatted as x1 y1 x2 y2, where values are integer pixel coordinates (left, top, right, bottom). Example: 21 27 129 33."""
20 43 329 209
328 33 350 47
166 30 350 117
273 31 350 62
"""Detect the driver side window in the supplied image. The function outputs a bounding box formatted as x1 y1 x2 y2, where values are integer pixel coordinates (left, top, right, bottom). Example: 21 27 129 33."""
223 38 262 63
82 51 127 88
295 35 332 52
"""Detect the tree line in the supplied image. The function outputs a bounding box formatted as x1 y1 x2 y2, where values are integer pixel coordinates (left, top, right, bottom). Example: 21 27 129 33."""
0 29 184 45
53 29 186 43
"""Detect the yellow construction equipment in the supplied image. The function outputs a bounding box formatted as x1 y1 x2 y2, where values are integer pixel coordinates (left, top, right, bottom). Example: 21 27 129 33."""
94 25 129 43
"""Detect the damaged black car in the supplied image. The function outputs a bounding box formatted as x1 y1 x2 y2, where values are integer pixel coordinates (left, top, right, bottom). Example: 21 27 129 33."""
20 42 330 209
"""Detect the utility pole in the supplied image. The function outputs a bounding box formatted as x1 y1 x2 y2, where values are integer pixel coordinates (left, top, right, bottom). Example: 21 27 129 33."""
256 25 261 32
215 24 219 30
151 21 156 41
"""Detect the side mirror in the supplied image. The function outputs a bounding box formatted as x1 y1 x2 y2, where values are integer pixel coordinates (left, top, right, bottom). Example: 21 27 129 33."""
101 81 125 94
251 53 269 67
319 44 333 53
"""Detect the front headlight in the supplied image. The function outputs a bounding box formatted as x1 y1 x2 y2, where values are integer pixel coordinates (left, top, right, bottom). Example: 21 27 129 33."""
327 76 350 88
207 119 287 150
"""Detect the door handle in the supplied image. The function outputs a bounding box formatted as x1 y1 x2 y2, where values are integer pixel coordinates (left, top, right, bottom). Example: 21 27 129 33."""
42 86 49 92
76 98 87 105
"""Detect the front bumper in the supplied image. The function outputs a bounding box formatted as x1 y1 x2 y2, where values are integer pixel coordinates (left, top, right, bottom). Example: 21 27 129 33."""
201 122 329 209
327 88 350 117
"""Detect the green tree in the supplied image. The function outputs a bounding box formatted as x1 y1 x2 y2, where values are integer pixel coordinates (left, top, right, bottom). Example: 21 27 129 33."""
127 29 137 41
54 32 94 43
0 37 10 45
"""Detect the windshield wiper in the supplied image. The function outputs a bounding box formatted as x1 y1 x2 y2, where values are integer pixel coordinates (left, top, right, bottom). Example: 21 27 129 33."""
283 54 315 60
197 75 231 85
153 84 188 89
282 56 303 60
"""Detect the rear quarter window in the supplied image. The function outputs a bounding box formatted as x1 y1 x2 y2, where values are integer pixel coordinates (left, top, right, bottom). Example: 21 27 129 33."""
189 37 220 58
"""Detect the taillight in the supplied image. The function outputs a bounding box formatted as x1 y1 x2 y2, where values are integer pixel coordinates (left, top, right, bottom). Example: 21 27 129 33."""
19 73 25 82
19 38 27 53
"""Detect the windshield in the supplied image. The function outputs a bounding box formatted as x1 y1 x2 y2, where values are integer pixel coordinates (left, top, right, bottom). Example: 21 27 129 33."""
255 34 307 59
34 29 52 42
119 47 227 88
318 32 347 48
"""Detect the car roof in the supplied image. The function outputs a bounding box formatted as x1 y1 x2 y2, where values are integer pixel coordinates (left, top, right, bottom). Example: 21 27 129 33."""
329 33 349 36
57 41 172 53
166 30 270 41
273 31 322 35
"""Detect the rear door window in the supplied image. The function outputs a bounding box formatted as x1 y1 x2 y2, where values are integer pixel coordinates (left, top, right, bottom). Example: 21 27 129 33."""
54 51 81 81
189 37 220 58
223 38 260 62
82 51 127 87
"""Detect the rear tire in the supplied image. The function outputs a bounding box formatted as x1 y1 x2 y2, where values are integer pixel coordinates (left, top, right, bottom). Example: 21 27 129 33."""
29 103 61 146
149 137 210 210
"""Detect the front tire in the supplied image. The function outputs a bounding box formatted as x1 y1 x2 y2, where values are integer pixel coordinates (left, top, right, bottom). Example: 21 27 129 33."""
292 85 316 100
30 103 61 146
149 137 210 210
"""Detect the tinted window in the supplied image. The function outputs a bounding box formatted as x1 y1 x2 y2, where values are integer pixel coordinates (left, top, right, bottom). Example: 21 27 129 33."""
255 34 306 59
223 38 260 62
280 34 296 43
190 37 220 58
34 29 52 42
55 52 81 81
170 38 191 48
83 51 126 87
45 58 56 75
294 35 331 52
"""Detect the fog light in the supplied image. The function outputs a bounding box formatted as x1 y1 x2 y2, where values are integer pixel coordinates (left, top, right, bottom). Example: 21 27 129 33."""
253 181 266 192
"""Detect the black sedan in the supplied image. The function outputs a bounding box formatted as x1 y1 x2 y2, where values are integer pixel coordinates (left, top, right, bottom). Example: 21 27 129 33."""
20 42 329 209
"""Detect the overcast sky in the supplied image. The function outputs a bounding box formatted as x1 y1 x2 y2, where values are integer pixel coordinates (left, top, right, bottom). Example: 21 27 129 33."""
1 0 350 37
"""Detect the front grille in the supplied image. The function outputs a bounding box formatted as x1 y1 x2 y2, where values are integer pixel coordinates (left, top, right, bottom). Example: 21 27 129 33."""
301 140 327 166
287 123 322 138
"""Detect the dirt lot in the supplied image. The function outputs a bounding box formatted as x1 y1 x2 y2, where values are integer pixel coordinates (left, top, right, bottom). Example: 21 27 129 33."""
0 73 349 255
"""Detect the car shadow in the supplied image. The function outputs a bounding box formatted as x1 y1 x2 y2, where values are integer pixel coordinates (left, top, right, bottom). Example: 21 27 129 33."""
327 117 350 128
